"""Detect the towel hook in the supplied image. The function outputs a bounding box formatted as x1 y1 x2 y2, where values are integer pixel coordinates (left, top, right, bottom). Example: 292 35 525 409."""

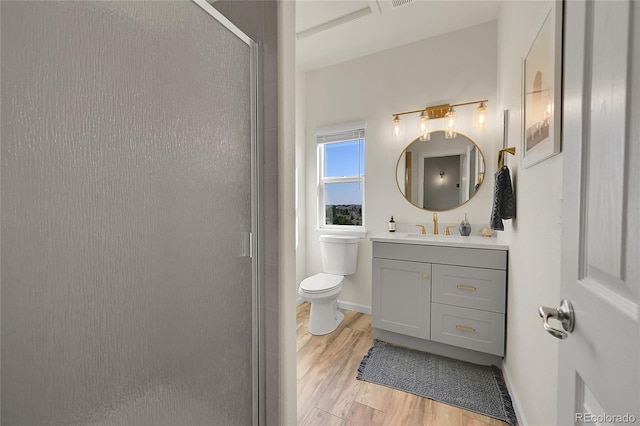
497 147 516 169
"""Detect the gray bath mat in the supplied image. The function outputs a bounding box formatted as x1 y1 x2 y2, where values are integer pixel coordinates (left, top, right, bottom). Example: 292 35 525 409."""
357 340 516 426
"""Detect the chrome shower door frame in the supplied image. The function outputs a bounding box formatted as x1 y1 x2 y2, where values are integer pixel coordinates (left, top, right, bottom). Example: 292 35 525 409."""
193 2 263 424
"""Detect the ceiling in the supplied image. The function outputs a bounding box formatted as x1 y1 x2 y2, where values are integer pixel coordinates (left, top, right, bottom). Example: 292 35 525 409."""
296 0 502 71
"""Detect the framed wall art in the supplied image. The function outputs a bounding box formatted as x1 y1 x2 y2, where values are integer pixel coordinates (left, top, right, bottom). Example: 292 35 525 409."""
522 1 563 168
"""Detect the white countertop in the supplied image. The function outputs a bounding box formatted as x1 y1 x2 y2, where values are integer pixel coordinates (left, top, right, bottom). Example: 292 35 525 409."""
370 232 509 250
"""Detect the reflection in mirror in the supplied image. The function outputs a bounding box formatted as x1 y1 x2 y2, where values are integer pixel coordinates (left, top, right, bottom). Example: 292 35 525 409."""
396 130 485 211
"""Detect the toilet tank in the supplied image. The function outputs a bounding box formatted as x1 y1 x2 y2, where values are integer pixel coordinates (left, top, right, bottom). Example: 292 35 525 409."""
319 235 359 275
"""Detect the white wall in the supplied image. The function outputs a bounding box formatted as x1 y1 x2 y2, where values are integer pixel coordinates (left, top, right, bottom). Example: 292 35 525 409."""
278 2 297 425
302 21 499 308
497 2 561 425
295 68 307 287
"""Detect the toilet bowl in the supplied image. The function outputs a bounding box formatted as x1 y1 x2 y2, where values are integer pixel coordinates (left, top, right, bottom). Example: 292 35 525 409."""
298 273 345 335
299 235 359 335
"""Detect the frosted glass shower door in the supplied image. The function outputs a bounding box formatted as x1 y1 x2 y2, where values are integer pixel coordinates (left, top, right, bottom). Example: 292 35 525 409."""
1 1 258 425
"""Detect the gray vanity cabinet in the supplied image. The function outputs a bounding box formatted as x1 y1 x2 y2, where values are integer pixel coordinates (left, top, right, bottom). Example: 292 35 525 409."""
372 241 508 360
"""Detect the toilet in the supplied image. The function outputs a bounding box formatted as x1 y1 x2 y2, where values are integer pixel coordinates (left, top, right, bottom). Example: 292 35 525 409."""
298 234 360 335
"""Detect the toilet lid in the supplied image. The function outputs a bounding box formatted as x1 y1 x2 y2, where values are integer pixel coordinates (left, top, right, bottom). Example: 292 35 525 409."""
300 273 343 294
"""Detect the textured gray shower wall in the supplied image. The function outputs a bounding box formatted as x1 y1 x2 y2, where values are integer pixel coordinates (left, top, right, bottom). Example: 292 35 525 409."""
2 2 257 424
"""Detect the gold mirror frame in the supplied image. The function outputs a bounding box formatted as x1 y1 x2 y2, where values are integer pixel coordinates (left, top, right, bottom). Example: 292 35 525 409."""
395 130 486 212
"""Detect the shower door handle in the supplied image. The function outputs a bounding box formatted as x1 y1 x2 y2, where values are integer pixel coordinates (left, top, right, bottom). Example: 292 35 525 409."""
240 231 252 258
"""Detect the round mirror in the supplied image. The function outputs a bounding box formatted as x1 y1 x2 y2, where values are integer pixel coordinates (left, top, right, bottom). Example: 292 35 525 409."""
396 130 485 211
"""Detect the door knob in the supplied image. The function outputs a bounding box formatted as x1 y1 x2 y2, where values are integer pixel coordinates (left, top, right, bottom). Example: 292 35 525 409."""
538 299 575 340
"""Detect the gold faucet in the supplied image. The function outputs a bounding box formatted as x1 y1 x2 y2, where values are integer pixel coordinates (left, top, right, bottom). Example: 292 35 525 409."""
445 225 456 236
432 213 438 235
415 224 426 235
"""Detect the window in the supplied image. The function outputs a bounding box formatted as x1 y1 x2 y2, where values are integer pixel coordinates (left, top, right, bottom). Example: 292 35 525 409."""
316 122 365 230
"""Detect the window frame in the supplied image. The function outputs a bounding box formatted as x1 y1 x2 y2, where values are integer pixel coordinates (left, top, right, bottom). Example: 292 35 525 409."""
316 132 365 233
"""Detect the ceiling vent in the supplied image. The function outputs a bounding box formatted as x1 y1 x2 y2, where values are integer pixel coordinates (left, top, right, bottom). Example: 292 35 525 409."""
296 6 372 40
391 0 413 7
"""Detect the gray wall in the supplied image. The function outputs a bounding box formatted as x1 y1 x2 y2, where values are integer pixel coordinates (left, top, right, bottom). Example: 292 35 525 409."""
423 155 461 210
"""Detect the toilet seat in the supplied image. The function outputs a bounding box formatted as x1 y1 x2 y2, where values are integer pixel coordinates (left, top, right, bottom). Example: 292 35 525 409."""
300 273 343 294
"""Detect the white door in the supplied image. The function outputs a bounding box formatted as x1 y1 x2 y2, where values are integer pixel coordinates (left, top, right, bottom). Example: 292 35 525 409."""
547 0 640 424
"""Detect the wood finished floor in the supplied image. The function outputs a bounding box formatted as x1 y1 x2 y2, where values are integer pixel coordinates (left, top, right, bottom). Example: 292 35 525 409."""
296 302 509 426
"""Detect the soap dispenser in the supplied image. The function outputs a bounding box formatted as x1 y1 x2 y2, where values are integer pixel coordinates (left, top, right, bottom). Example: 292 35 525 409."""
459 213 471 236
388 216 396 232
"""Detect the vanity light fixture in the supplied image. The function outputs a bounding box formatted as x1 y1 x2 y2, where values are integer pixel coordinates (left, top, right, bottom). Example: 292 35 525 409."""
475 102 487 130
392 115 402 139
391 99 488 141
444 107 457 139
418 110 430 141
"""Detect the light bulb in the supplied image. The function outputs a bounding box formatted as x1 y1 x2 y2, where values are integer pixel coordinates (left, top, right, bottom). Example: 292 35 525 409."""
393 115 402 139
475 102 487 130
418 111 430 141
444 108 457 139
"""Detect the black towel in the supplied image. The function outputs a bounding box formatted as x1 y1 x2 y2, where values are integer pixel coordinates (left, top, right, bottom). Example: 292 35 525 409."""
490 166 515 231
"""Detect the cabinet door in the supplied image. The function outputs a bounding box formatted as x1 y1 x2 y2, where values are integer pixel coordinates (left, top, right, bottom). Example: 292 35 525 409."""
372 258 431 339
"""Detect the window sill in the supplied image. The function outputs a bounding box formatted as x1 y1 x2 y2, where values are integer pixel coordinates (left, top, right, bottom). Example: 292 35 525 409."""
315 228 368 239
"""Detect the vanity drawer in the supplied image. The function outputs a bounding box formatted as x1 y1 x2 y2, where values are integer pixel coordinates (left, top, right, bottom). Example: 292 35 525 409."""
431 264 506 313
431 303 505 356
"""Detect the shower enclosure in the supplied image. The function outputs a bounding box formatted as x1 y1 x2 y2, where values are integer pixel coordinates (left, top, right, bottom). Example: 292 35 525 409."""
1 1 261 424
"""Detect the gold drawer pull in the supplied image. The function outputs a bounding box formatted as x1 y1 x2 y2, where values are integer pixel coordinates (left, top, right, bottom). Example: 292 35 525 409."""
457 284 477 292
422 273 429 279
456 325 476 333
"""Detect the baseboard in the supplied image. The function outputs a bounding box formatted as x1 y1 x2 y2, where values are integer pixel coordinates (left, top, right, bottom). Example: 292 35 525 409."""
501 361 527 426
337 300 371 314
296 297 371 314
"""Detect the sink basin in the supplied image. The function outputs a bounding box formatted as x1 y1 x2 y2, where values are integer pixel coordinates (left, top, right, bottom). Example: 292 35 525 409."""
406 234 464 242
